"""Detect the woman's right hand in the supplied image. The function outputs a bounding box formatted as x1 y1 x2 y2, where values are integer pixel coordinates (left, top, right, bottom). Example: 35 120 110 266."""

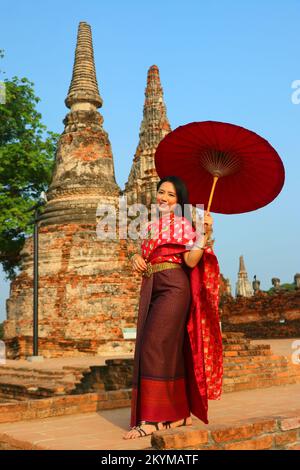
131 254 148 274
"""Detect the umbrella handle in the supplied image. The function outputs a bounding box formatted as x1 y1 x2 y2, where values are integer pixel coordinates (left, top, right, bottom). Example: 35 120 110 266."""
207 176 219 213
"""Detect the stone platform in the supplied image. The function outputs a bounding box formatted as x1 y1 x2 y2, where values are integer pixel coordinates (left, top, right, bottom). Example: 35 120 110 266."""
0 337 299 450
0 354 133 401
0 383 299 450
1 335 299 402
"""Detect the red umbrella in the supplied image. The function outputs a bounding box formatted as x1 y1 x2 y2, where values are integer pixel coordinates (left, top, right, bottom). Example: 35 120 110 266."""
155 121 285 214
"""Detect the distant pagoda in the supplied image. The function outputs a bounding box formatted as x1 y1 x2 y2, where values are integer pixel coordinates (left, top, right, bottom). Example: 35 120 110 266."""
235 255 253 297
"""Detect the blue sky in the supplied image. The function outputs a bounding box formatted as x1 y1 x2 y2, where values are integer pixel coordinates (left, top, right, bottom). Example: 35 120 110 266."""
0 0 299 321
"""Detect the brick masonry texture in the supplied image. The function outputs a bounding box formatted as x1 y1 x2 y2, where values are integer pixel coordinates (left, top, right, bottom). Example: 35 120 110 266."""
151 414 300 450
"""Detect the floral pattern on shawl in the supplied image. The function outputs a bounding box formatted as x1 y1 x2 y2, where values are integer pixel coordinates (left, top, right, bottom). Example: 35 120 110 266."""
141 212 199 262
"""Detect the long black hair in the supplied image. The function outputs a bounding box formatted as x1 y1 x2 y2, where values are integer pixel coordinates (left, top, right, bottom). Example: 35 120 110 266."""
156 175 193 225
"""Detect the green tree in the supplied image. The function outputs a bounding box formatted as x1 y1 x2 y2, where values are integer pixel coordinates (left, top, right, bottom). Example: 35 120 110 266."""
0 50 59 279
267 283 296 294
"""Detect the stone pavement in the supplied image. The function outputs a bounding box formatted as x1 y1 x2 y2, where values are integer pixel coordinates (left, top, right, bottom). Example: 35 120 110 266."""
1 338 296 369
0 382 299 450
252 338 298 359
2 354 133 370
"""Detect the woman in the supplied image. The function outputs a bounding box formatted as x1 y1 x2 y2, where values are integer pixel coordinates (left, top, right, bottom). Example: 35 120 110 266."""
123 176 223 440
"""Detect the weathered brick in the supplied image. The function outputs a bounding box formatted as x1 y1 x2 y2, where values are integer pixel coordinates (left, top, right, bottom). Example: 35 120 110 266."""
286 443 300 450
211 419 276 443
212 424 255 443
274 430 298 447
280 416 300 431
221 290 300 339
223 435 273 450
151 427 209 450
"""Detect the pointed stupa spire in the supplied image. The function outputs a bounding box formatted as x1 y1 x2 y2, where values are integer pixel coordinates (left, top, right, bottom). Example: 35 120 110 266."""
137 64 171 151
238 255 247 273
124 65 171 206
40 21 120 225
65 21 102 110
236 255 253 297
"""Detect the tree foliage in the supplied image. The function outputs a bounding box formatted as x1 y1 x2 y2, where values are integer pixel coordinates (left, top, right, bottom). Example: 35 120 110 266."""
0 50 59 279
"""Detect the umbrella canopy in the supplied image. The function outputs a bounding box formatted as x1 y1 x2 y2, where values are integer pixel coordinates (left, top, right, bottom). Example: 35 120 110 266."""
155 121 285 214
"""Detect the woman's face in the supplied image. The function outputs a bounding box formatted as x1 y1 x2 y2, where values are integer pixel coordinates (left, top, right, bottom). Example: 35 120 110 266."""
157 181 178 214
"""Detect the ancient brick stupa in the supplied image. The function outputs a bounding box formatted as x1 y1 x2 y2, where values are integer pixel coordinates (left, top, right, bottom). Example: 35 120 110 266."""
124 65 171 206
3 22 141 358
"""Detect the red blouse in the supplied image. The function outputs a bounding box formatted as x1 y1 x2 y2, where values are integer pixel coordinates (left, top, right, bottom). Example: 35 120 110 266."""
141 212 202 265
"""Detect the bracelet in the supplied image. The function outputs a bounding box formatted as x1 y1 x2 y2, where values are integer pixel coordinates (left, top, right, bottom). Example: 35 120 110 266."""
195 231 207 236
192 242 206 250
194 232 207 244
128 253 138 261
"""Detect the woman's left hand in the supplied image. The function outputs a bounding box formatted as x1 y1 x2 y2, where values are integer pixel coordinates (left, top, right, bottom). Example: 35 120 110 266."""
204 211 213 227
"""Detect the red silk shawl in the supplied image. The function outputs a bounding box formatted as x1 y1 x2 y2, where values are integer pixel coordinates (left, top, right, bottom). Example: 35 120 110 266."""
141 213 223 424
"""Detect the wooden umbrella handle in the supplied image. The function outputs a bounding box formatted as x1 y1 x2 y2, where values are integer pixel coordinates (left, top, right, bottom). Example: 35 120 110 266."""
207 175 219 213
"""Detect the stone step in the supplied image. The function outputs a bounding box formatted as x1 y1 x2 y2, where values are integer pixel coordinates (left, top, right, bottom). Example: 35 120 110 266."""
224 370 283 382
222 339 251 346
0 367 67 377
224 367 299 380
222 332 246 339
223 357 289 367
223 375 300 393
223 354 288 364
224 363 292 374
223 340 250 347
0 384 61 399
224 367 295 377
223 343 270 350
223 350 272 358
0 364 88 400
0 366 88 381
0 378 80 396
0 376 80 389
0 374 76 384
0 377 77 389
223 376 300 386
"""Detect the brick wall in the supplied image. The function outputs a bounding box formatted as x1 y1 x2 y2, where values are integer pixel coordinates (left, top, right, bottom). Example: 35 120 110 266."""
220 289 300 339
151 414 300 450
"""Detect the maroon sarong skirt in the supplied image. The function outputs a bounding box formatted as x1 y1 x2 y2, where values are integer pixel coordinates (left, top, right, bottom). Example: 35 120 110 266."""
130 266 192 427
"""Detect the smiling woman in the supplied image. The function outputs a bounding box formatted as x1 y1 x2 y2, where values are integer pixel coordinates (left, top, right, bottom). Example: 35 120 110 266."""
157 182 177 212
123 175 223 440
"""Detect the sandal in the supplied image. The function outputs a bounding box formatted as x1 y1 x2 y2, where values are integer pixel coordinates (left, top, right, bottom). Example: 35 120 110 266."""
125 421 166 439
164 417 189 429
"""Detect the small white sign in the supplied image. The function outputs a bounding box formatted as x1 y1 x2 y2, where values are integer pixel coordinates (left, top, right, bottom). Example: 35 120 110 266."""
122 328 137 340
0 341 6 365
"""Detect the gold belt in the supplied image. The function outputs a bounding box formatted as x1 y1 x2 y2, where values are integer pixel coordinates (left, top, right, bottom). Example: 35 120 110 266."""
142 261 182 278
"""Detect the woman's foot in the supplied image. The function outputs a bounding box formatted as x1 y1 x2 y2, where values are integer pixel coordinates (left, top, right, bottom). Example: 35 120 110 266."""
123 416 192 439
164 416 193 429
123 421 166 440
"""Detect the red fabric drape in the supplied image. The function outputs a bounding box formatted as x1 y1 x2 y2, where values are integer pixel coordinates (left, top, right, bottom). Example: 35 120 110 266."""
137 213 223 424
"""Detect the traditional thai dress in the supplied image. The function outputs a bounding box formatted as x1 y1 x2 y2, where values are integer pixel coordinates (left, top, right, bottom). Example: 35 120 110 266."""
130 211 223 427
